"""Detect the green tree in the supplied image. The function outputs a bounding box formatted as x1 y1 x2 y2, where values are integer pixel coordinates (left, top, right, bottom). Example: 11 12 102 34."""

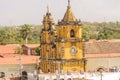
82 24 91 41
35 47 40 56
15 47 23 54
19 24 32 44
0 29 7 44
97 28 114 40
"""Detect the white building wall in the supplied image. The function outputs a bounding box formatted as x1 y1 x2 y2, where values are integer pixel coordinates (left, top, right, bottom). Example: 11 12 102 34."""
0 64 35 80
86 57 120 72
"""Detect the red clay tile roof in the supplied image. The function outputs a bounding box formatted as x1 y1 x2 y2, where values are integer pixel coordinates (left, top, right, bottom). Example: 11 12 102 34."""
85 40 120 54
0 44 40 65
0 54 40 65
85 40 120 58
0 45 19 54
22 44 40 48
85 53 120 58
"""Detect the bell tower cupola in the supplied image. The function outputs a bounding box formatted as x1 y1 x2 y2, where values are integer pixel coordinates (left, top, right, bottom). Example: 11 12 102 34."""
63 0 76 22
43 6 54 30
57 0 82 39
58 0 81 25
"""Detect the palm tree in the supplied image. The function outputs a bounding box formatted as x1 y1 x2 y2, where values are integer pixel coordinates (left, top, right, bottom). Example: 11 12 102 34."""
19 24 32 44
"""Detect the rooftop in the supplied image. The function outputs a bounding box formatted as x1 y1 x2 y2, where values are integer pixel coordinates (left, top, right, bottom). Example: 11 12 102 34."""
84 40 120 58
0 44 19 54
0 44 40 65
0 54 40 65
22 44 40 48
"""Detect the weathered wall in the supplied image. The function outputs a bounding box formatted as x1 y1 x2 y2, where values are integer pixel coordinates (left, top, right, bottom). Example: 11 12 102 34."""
0 64 35 80
86 57 120 71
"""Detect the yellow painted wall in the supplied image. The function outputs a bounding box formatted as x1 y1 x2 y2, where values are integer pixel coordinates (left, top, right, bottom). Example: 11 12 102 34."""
56 42 83 60
57 26 82 39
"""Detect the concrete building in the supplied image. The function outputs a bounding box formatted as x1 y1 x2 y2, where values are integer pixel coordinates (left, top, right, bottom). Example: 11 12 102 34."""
0 44 40 79
22 44 40 55
85 40 120 72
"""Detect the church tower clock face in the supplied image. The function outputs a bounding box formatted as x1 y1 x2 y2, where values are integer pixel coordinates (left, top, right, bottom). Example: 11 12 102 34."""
70 46 77 55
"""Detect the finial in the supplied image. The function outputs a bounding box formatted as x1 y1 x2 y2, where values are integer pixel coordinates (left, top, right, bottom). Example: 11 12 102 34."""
68 0 70 7
47 5 50 13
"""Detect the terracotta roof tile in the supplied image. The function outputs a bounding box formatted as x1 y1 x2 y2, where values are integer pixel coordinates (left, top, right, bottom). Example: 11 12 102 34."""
85 40 120 54
0 45 19 54
0 54 40 65
85 53 120 58
0 44 40 65
22 44 40 48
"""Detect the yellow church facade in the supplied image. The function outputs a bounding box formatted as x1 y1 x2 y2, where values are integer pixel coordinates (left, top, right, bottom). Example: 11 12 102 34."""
40 0 86 73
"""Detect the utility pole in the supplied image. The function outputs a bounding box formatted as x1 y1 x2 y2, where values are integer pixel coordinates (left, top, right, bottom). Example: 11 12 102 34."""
17 46 23 80
36 59 40 80
19 54 22 80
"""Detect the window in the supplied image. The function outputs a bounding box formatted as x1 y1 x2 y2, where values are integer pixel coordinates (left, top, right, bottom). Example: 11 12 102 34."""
70 29 75 37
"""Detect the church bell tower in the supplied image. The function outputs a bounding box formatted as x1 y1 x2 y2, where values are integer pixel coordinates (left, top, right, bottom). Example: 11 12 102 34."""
56 0 85 72
40 6 57 73
39 0 86 73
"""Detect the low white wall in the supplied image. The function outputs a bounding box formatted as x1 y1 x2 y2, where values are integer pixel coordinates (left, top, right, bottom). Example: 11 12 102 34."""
0 64 36 80
86 57 120 71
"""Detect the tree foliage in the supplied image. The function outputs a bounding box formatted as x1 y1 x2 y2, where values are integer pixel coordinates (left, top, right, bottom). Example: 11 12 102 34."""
82 21 120 41
0 25 41 45
35 47 40 56
0 21 120 44
15 47 23 54
19 24 32 44
20 24 31 39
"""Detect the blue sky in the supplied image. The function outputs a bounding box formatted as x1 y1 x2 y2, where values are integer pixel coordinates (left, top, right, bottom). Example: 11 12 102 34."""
0 0 120 26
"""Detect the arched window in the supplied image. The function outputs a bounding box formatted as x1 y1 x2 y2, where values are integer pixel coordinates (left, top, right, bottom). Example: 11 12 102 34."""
70 29 75 37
